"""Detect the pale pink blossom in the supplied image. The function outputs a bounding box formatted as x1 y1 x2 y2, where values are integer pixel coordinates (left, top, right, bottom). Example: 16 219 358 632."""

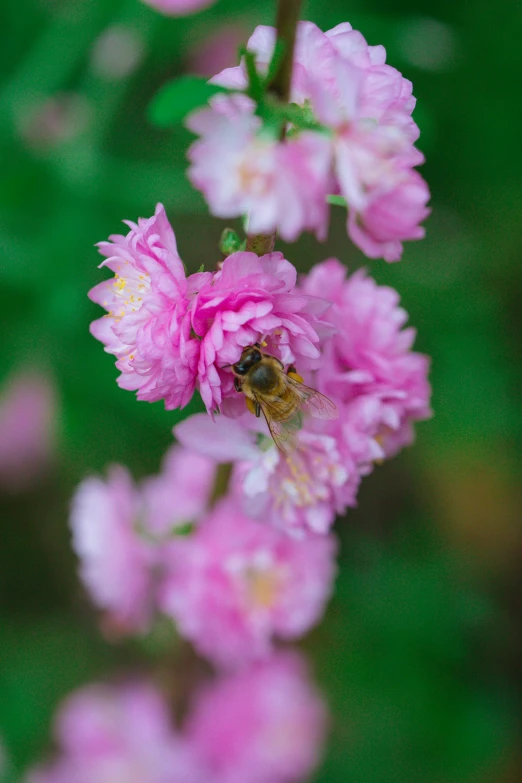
216 21 417 137
140 0 215 16
175 413 358 537
159 498 336 667
0 371 56 492
346 166 430 261
141 445 215 538
26 682 198 783
89 203 198 410
190 250 329 412
187 95 332 242
301 259 432 458
331 121 429 262
213 21 430 259
188 25 247 78
186 652 327 783
70 446 216 633
70 466 154 634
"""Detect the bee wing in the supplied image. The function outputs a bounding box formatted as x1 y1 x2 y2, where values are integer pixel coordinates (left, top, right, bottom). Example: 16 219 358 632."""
253 394 300 454
286 377 338 420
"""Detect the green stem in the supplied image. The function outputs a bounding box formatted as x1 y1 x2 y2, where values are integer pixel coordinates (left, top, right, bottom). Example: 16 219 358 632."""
209 462 233 508
245 0 303 255
269 0 303 101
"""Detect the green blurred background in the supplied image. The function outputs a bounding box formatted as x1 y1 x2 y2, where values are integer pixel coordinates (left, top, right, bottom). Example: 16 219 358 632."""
1 0 521 780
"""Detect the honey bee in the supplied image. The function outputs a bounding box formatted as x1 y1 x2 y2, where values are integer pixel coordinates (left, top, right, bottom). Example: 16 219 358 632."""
229 344 338 453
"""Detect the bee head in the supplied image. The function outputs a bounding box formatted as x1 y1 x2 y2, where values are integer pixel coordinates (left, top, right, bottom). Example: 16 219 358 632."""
233 346 262 375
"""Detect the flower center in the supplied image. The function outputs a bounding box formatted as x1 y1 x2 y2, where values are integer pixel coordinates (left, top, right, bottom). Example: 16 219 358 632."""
246 567 279 609
237 142 274 197
105 268 151 320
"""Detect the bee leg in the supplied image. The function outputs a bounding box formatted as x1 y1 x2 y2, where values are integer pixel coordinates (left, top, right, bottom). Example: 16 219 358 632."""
245 397 257 416
287 365 304 384
255 401 261 418
234 377 243 393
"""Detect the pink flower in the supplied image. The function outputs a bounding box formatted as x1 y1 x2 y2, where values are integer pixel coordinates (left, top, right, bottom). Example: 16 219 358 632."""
347 166 430 261
213 21 430 259
190 250 329 412
0 370 56 492
26 682 197 783
187 96 332 242
141 446 216 538
90 207 329 414
236 422 359 536
175 255 431 536
334 124 430 261
70 447 217 633
176 413 358 537
140 0 215 16
70 466 154 634
188 25 247 78
159 498 336 667
89 203 198 410
301 259 432 458
185 652 327 783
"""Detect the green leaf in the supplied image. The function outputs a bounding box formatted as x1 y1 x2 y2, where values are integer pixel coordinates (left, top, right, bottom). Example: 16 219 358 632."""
240 47 264 102
173 521 195 536
264 39 286 88
327 194 348 207
219 228 245 256
148 75 233 128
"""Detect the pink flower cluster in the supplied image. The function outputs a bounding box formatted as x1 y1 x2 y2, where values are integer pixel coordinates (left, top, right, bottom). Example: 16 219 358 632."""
27 654 326 783
70 449 336 666
186 21 430 260
89 207 431 539
89 204 327 412
175 259 431 537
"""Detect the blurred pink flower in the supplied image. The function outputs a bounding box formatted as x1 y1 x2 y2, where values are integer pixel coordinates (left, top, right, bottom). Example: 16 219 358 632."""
140 0 215 17
212 21 430 259
90 26 145 81
70 446 216 633
159 498 336 667
141 446 215 537
70 466 154 634
18 93 91 151
187 95 332 242
26 682 197 783
188 25 246 78
346 166 430 262
0 371 56 492
186 652 327 783
301 258 432 457
90 206 328 414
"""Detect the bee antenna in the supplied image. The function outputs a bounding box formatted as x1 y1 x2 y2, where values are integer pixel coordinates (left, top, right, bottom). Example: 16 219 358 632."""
221 363 232 369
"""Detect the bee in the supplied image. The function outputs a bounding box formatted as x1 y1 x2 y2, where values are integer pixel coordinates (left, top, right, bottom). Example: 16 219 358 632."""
229 343 338 453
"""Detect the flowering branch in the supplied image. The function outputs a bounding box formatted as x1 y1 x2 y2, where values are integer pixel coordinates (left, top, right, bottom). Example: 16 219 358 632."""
213 0 304 498
245 0 303 255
